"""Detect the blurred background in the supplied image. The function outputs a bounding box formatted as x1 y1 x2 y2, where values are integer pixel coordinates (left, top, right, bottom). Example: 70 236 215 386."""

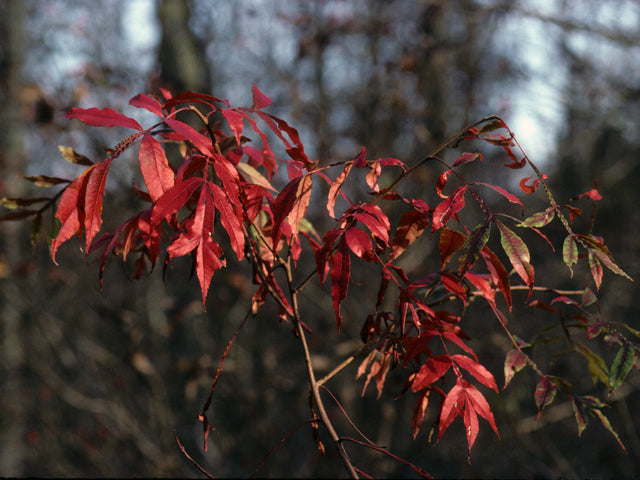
1 0 639 477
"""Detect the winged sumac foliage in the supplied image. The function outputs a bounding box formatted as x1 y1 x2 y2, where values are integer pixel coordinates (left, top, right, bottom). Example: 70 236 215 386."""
3 86 637 478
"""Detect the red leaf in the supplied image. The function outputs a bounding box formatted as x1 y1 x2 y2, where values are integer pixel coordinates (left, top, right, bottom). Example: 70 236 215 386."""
252 83 272 109
441 272 467 303
457 219 491 275
222 109 244 146
365 161 381 192
411 390 430 439
389 210 430 261
272 174 313 246
165 118 215 157
438 380 464 441
162 91 228 111
588 251 603 291
495 219 534 294
286 146 311 167
480 247 512 311
432 186 466 232
519 174 547 194
241 116 277 177
436 170 451 198
473 182 524 214
572 186 603 202
535 376 557 419
503 348 528 389
353 146 367 168
129 93 163 116
453 152 482 168
412 355 451 391
208 182 245 260
452 354 498 392
139 135 175 202
462 378 499 438
344 226 372 260
51 171 91 263
151 177 203 225
327 163 353 219
65 107 143 131
330 237 350 331
441 330 477 359
464 271 496 309
463 395 480 455
356 204 391 246
439 227 466 269
82 159 113 253
194 189 225 305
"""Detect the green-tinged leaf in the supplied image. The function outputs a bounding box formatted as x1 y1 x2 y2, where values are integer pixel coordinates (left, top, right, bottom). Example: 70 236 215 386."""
0 209 39 221
458 219 491 276
236 162 277 191
589 247 633 282
478 119 505 134
534 376 557 419
575 343 609 387
563 235 578 277
588 251 603 290
581 287 597 307
518 206 555 228
619 323 640 339
609 342 635 391
495 219 534 292
590 404 627 453
1 197 50 209
58 145 93 166
503 348 528 389
570 396 588 436
23 175 71 187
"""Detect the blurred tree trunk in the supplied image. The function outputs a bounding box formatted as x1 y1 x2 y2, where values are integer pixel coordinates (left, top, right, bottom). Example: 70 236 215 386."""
156 0 211 93
0 0 26 475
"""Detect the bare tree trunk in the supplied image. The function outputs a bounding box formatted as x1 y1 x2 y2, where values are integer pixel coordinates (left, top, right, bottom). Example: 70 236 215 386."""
156 0 211 93
0 0 26 475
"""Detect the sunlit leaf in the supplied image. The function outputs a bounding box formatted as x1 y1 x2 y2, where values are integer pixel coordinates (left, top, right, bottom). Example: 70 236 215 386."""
65 107 143 131
139 135 175 202
58 145 93 166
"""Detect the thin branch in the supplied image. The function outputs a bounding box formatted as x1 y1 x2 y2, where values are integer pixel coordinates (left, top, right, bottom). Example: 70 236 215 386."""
341 437 432 479
320 385 378 447
317 343 369 387
248 419 317 478
283 257 359 479
174 431 215 479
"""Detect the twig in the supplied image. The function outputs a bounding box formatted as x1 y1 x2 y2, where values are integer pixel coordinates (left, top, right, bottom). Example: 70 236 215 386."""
174 431 215 479
283 257 360 479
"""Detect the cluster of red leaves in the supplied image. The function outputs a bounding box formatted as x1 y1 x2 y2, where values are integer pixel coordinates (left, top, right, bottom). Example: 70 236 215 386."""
3 88 636 461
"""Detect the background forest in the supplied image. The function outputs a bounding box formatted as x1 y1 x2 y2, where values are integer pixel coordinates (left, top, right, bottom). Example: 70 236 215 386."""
1 0 639 477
